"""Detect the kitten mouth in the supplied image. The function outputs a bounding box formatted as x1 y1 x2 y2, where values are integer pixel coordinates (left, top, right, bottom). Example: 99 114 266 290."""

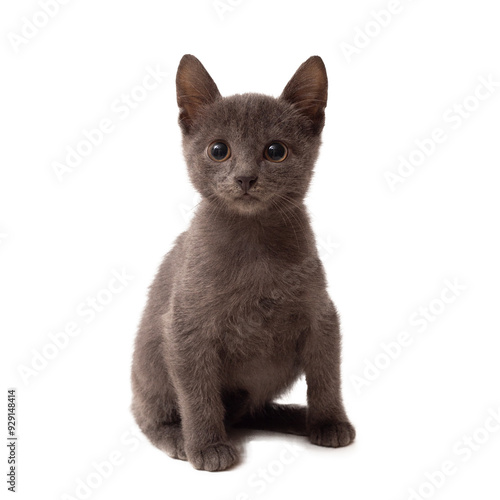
229 193 265 213
236 193 258 200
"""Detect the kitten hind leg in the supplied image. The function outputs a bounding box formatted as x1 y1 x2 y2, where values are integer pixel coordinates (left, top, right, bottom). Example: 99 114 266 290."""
131 380 186 460
140 420 186 460
235 402 307 436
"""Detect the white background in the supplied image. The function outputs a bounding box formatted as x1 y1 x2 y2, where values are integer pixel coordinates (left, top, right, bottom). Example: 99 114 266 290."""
1 0 500 499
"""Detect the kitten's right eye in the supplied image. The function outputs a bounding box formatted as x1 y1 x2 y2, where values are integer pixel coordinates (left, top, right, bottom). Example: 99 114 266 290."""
208 141 231 162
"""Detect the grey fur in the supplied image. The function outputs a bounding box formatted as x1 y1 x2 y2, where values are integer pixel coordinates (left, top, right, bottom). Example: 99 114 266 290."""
131 54 355 471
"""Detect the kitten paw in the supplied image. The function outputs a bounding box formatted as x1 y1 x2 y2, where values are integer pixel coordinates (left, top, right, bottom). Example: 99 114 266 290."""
156 424 187 461
168 439 187 461
309 421 356 448
188 443 238 472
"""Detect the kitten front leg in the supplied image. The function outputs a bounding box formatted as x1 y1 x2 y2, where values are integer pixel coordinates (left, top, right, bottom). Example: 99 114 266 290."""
165 327 238 471
302 300 356 448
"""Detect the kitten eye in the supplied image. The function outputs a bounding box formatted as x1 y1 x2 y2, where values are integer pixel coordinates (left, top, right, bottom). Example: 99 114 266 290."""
208 141 231 162
264 142 288 163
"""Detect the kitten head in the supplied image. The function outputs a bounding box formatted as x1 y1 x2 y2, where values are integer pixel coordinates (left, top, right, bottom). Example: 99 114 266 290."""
176 54 328 216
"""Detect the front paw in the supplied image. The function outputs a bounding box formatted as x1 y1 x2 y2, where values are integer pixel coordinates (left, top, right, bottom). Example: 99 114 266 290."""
188 442 238 472
309 421 356 448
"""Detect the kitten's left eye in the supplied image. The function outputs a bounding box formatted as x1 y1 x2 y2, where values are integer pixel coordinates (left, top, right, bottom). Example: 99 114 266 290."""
264 142 288 163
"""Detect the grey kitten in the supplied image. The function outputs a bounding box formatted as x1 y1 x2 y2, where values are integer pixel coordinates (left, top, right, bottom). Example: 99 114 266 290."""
131 54 355 472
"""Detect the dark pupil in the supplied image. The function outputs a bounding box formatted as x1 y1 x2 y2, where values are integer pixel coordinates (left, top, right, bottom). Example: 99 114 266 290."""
267 143 285 161
211 142 228 160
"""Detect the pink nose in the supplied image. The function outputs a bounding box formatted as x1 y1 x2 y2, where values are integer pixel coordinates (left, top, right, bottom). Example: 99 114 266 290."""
235 176 258 193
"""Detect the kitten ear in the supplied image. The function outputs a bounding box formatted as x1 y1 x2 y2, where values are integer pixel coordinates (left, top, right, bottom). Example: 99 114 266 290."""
176 54 221 133
280 56 328 135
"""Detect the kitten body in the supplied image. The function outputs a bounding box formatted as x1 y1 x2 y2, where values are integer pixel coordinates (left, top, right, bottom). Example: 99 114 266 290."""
131 55 355 471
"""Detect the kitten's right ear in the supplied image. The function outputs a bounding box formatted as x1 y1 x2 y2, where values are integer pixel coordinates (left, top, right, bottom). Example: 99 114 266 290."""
176 55 221 133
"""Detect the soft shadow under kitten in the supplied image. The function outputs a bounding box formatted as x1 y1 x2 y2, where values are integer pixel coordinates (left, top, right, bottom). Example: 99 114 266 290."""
131 54 355 471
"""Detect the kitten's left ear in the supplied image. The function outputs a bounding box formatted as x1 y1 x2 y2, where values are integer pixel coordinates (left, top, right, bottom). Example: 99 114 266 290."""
176 54 221 133
280 56 328 135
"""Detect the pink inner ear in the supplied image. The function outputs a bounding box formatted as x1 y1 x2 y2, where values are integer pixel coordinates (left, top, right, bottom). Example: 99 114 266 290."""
176 55 221 129
280 56 328 123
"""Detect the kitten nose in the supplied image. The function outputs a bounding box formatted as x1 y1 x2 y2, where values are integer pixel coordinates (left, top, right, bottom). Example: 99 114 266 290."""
236 175 258 193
